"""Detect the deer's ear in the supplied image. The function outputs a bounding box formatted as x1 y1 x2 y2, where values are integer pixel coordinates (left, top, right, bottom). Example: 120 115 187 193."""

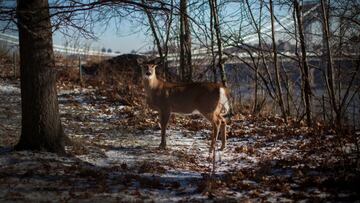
136 58 144 65
151 64 157 69
147 57 162 65
153 57 162 65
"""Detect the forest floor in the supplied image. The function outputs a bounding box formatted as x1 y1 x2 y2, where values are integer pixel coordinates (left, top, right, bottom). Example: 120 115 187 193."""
0 77 359 202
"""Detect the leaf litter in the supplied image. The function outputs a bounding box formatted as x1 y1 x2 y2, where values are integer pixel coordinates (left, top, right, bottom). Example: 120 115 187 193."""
0 77 359 202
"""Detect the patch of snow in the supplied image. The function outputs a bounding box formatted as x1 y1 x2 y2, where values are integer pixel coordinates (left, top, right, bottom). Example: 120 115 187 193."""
0 83 20 94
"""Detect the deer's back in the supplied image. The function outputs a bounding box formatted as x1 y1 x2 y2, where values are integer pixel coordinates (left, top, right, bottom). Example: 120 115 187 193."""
165 82 224 114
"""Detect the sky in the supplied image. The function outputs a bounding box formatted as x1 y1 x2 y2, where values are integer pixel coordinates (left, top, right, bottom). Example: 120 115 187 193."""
0 0 151 54
1 0 319 54
64 2 294 54
53 19 151 54
50 0 154 54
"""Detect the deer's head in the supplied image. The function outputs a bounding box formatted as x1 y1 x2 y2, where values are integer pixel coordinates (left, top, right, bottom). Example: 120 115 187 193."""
141 63 157 80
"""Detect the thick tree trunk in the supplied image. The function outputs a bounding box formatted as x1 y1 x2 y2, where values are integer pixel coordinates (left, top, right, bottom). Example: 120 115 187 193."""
15 0 66 154
294 0 312 126
179 0 192 82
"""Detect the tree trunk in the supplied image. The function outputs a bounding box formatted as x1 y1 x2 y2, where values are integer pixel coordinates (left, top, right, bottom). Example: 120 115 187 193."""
320 0 340 127
163 0 174 80
15 0 66 154
269 0 287 122
144 6 163 60
209 0 227 86
209 1 217 83
245 0 263 114
142 1 167 78
179 0 192 82
294 0 312 126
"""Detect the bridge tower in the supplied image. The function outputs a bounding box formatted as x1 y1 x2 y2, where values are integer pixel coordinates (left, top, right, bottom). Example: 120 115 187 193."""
302 0 323 51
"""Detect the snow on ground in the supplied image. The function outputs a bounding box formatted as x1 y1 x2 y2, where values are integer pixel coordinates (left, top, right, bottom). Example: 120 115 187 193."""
0 78 359 202
0 79 21 147
0 80 20 94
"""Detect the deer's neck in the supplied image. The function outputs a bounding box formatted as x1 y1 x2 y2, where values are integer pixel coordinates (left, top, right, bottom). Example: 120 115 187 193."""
143 75 162 92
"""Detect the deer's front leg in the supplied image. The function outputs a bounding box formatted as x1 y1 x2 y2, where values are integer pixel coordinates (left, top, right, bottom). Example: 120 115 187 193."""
159 109 170 149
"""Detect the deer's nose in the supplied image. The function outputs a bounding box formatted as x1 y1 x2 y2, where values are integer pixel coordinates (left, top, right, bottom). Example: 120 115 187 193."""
146 71 151 76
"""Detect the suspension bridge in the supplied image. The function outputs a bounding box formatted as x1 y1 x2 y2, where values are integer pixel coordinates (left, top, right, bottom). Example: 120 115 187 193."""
0 1 322 59
0 32 117 57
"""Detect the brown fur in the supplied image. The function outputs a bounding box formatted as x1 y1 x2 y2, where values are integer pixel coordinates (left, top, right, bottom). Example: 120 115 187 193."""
142 64 229 152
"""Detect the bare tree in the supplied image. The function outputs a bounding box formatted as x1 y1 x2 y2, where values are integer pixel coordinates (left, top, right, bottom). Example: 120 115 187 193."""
245 0 264 114
320 0 339 127
15 0 66 154
179 0 192 81
269 0 287 122
142 0 174 80
0 0 172 154
209 0 227 86
209 0 217 83
294 0 312 126
319 0 360 130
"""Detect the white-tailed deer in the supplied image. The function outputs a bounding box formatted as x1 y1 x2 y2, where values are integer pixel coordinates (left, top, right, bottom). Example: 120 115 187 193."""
141 62 230 152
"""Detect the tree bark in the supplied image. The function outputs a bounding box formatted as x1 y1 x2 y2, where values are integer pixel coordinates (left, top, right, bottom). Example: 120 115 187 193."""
142 1 166 77
245 0 263 114
209 0 227 86
179 0 192 81
163 0 174 80
294 0 312 126
320 0 339 127
15 0 66 154
209 1 217 83
269 0 287 122
144 7 163 60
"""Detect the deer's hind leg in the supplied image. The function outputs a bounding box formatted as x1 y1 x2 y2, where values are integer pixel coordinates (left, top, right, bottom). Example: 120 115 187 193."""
204 113 221 154
159 109 171 149
219 115 227 150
